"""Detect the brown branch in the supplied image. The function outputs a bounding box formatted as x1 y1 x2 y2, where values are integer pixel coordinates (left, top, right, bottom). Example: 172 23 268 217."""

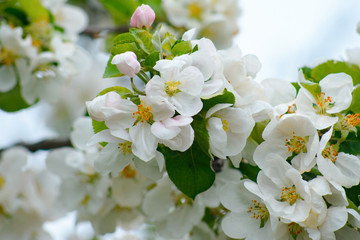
1 139 72 153
81 25 130 38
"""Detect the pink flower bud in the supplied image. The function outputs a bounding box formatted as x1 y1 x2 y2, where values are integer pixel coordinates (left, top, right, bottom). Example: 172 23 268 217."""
111 51 140 78
130 4 155 28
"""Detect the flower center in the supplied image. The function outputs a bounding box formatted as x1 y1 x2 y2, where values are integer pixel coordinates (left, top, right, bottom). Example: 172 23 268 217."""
81 194 90 205
0 48 17 66
118 141 132 156
322 144 338 163
285 132 308 154
312 92 334 114
132 101 153 125
288 222 303 238
121 165 137 179
33 65 57 81
280 185 303 205
188 3 203 19
222 119 229 132
341 114 360 131
172 191 193 207
0 176 4 189
165 81 181 97
248 199 269 228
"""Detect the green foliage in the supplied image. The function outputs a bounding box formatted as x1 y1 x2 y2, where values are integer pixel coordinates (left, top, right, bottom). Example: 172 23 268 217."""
172 41 193 56
99 0 137 25
345 184 360 207
299 81 321 96
159 114 215 199
18 0 49 22
143 51 160 69
129 28 154 55
103 56 123 78
303 60 360 85
0 82 30 112
339 127 360 155
3 7 29 26
202 89 235 111
346 85 360 114
239 162 260 182
249 121 268 145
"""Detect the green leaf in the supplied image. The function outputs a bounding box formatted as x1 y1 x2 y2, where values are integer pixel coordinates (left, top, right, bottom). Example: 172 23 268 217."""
250 121 268 144
310 60 360 85
143 51 160 69
161 144 215 199
291 82 300 94
339 127 360 155
346 85 360 114
300 66 313 80
239 162 260 182
0 81 30 112
172 40 192 56
103 55 123 78
111 42 140 57
300 81 321 97
159 114 214 199
18 0 49 22
113 32 137 46
99 0 137 24
129 28 154 55
345 184 360 207
4 7 29 26
202 88 235 111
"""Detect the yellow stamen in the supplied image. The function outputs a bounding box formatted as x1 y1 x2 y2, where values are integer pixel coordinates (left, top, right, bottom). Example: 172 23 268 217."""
165 81 181 97
121 165 137 179
285 132 307 154
222 119 229 132
0 48 17 66
188 3 203 19
248 199 269 221
81 194 90 205
280 185 303 205
288 222 303 237
322 144 338 163
118 141 132 156
313 92 334 114
132 101 153 125
0 176 5 189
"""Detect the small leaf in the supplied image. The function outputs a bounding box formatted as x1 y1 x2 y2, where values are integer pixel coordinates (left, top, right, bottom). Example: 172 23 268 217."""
112 32 137 46
346 85 360 114
0 78 30 112
311 60 360 85
143 51 160 69
171 40 192 56
18 0 49 22
300 81 321 97
250 121 268 145
345 184 360 207
239 162 260 182
300 66 313 80
202 88 235 111
291 82 300 94
111 42 139 56
339 127 360 155
129 28 154 55
103 55 123 78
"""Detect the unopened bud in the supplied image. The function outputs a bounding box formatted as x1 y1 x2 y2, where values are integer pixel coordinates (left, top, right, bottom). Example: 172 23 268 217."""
111 51 140 78
130 4 155 29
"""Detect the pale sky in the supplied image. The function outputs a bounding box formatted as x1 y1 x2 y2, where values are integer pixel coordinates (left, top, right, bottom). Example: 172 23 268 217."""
236 0 360 82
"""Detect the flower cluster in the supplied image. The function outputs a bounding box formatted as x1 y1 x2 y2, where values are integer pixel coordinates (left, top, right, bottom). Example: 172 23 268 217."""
0 0 89 109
